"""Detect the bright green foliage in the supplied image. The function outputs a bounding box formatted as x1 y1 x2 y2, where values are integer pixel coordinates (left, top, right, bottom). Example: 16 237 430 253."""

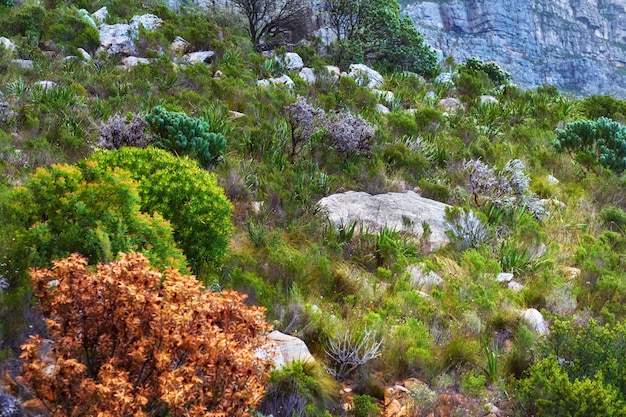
555 117 626 173
1 163 186 282
579 95 626 121
327 0 438 76
146 106 226 168
460 57 511 86
516 357 626 417
3 4 45 37
350 395 381 417
87 147 233 271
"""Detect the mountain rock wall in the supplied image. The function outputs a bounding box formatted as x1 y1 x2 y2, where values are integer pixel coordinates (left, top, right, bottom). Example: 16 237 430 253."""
404 0 626 97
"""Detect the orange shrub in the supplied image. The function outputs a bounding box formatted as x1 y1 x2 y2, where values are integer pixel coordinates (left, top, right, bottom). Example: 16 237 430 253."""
20 253 272 417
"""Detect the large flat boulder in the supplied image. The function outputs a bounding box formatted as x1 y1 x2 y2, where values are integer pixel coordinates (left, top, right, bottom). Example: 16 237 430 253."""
318 191 450 250
261 330 315 368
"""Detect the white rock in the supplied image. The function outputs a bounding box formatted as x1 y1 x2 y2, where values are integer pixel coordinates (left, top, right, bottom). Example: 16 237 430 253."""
130 14 162 31
262 330 315 368
496 272 514 283
78 9 97 28
438 97 463 113
0 37 16 52
508 281 524 292
434 72 454 85
283 52 304 71
77 48 92 61
298 67 316 84
521 308 548 335
318 191 451 250
256 74 295 89
169 36 189 54
34 81 58 90
11 59 33 70
120 56 150 69
326 65 341 78
425 91 437 100
92 6 108 23
480 95 499 105
376 103 390 114
98 14 162 55
348 63 384 88
409 264 443 287
372 89 395 103
546 174 560 185
181 51 215 64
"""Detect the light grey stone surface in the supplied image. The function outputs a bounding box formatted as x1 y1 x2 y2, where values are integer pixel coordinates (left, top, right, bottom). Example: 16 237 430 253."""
348 64 384 88
180 51 215 64
521 308 548 335
262 330 315 368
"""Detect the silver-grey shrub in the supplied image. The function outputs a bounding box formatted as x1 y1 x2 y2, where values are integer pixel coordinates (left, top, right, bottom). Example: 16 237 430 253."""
97 114 150 150
324 111 375 156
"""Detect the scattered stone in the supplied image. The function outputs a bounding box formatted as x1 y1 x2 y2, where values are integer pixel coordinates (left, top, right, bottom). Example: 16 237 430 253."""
546 174 560 185
326 65 341 78
230 111 245 120
402 71 426 83
120 56 150 69
409 264 443 288
262 330 315 368
521 308 548 335
98 14 162 55
434 72 454 85
34 81 58 90
62 56 77 63
169 36 189 54
92 6 108 23
298 67 316 84
508 281 524 292
0 37 16 52
372 89 395 103
348 63 384 88
480 95 499 105
562 266 581 278
282 52 304 71
10 60 33 70
256 74 295 89
131 14 162 31
540 198 566 209
77 48 92 62
438 97 463 113
213 69 223 79
495 272 514 283
318 191 451 250
376 103 390 114
425 91 437 99
180 51 215 65
78 8 97 28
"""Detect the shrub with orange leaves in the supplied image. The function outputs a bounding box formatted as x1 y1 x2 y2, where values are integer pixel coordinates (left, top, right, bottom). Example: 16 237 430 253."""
20 253 272 417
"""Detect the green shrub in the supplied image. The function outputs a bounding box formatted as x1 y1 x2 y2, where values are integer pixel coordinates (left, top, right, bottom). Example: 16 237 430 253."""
86 147 233 271
600 206 626 233
146 106 226 168
5 4 45 37
459 57 511 86
579 95 626 122
44 7 100 52
350 395 381 417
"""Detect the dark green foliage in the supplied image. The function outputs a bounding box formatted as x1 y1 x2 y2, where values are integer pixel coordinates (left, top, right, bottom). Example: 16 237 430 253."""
44 7 101 52
4 4 45 37
327 0 438 76
600 206 626 233
0 0 13 7
86 147 233 271
146 106 226 168
579 95 626 122
350 395 381 417
555 117 626 173
460 57 511 86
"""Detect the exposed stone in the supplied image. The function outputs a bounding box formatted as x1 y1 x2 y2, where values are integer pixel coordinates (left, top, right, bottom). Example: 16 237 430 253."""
180 51 215 65
562 266 581 278
0 37 16 52
256 74 295 89
438 97 463 113
98 14 162 55
263 330 315 368
10 60 33 70
169 36 189 54
317 191 451 250
404 0 626 97
495 272 514 283
348 64 384 88
230 111 245 119
78 8 97 28
213 69 223 79
480 95 499 105
299 67 316 84
409 264 444 288
376 104 391 114
92 6 108 23
326 65 342 78
521 308 548 335
120 56 150 69
508 281 524 292
546 174 560 185
283 52 304 71
425 91 437 99
34 81 58 90
434 72 454 85
372 89 395 103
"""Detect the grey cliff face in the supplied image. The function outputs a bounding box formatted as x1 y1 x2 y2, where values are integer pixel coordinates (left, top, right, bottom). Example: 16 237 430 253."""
404 0 626 97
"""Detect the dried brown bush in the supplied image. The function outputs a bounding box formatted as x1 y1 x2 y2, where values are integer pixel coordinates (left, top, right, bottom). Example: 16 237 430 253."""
20 253 272 417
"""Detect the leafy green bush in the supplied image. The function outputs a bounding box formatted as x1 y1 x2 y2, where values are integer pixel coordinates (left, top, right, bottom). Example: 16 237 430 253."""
350 395 381 417
146 106 226 168
579 95 626 122
44 6 100 52
459 57 511 86
258 361 339 417
86 147 233 271
555 117 626 173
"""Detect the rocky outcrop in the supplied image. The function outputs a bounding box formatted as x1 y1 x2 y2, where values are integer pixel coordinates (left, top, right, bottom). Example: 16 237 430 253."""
317 191 450 250
98 14 162 55
404 0 626 97
262 330 315 368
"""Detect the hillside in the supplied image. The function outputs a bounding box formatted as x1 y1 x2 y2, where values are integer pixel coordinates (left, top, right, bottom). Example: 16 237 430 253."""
403 0 626 97
1 0 626 416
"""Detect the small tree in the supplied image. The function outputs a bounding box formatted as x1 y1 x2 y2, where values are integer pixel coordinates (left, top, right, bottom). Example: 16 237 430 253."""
21 253 272 417
283 96 326 163
230 0 311 49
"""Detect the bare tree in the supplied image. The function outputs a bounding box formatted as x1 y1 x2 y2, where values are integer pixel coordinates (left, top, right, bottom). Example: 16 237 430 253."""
230 0 311 49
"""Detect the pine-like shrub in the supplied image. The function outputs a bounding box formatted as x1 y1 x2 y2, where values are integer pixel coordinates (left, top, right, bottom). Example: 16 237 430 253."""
146 106 226 168
21 253 272 417
86 147 233 271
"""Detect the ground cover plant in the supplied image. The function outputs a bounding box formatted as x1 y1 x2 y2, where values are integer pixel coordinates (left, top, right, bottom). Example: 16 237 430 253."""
1 0 626 415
